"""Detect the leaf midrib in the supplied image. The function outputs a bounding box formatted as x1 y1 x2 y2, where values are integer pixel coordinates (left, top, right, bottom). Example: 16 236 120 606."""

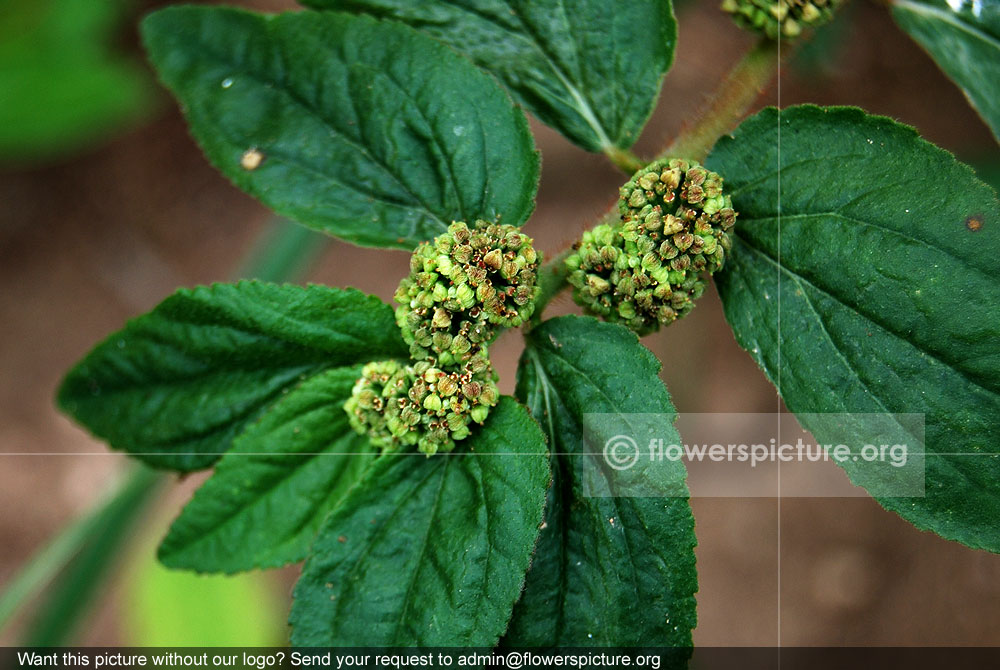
532 335 660 642
442 0 614 149
892 0 1000 50
735 238 999 498
735 233 1000 400
177 23 451 227
744 211 998 284
162 411 356 564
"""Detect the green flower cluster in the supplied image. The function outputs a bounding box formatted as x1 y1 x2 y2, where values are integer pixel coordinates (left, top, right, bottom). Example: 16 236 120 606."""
721 0 842 39
346 220 538 455
344 355 499 455
394 220 540 365
566 158 737 335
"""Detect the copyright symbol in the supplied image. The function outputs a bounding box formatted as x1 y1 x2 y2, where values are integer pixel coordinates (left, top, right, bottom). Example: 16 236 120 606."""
604 434 640 471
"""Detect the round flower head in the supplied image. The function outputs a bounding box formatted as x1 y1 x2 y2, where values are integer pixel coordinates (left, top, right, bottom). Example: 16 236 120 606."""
721 0 842 39
343 360 415 451
566 158 736 335
344 353 500 455
395 220 540 365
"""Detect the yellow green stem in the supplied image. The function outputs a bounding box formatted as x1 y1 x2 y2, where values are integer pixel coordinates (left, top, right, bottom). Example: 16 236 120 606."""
603 145 645 175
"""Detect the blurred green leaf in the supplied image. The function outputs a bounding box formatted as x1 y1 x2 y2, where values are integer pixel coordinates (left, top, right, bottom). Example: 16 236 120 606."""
123 522 284 646
891 0 1000 143
0 0 154 163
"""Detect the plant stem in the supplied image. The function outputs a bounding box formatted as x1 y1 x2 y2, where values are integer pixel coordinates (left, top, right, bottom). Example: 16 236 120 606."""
664 37 782 163
603 146 645 175
537 247 573 308
0 487 114 631
530 247 574 325
22 467 163 646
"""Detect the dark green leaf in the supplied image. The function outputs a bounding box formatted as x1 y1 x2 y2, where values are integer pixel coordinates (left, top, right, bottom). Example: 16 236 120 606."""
506 315 697 647
708 105 1000 552
290 397 549 646
58 282 406 472
158 368 375 573
891 0 1000 143
304 0 677 152
141 7 539 249
0 0 154 163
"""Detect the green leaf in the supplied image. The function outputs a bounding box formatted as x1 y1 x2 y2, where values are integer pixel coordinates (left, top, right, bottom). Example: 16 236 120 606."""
141 7 539 249
505 315 697 647
58 282 406 472
158 368 376 574
290 397 549 646
304 0 677 152
0 0 154 163
707 105 1000 552
891 0 1000 143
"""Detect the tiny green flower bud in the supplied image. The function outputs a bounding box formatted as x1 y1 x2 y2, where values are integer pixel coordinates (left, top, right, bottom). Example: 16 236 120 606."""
462 381 482 400
470 405 490 424
432 331 453 353
479 382 499 406
437 375 458 397
455 283 476 309
431 307 451 330
436 254 454 277
483 248 503 271
587 274 611 295
423 393 443 412
721 0 842 40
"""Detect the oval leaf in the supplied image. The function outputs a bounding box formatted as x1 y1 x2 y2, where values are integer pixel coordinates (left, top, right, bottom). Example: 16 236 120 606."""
506 315 697 647
892 0 1000 143
290 397 550 646
141 7 539 248
158 367 376 573
58 282 406 472
306 0 677 152
707 105 1000 552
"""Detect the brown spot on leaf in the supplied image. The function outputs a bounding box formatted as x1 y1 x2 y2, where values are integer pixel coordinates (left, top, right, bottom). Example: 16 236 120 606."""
337 535 347 543
966 214 984 232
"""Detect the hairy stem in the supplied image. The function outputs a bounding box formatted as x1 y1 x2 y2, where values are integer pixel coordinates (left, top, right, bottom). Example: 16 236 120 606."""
603 145 645 175
532 247 574 323
664 38 782 163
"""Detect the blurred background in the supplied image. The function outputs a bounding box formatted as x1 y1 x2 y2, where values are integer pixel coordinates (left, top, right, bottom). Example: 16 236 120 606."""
1 0 998 648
